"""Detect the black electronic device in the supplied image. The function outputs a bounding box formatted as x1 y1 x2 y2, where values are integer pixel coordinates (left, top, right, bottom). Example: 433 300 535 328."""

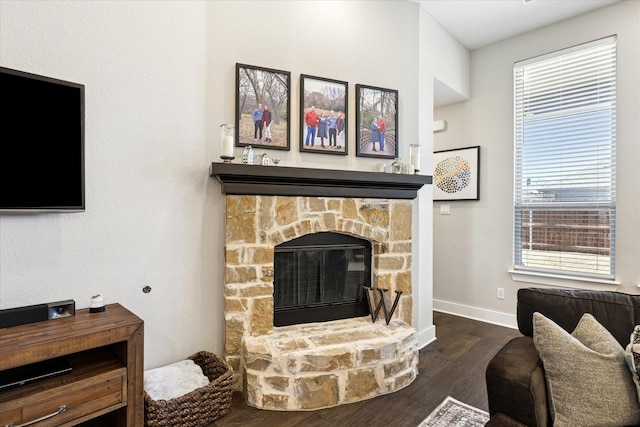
0 66 85 213
0 356 72 391
0 299 75 328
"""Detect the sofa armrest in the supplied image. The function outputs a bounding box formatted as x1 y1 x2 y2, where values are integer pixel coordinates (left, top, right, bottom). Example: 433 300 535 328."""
486 336 550 427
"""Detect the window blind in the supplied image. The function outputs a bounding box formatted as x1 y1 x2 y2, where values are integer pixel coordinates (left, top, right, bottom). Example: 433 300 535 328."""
513 36 616 280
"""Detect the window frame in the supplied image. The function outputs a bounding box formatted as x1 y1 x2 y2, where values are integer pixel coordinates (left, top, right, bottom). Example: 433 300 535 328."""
512 36 617 284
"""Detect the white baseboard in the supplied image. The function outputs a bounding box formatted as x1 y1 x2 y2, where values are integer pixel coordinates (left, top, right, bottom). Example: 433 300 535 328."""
433 299 518 329
417 324 436 350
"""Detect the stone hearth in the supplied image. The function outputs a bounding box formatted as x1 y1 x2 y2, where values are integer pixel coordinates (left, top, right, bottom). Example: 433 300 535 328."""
212 163 431 410
244 317 417 410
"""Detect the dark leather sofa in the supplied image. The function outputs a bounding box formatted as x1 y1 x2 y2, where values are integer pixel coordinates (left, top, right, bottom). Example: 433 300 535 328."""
485 287 640 426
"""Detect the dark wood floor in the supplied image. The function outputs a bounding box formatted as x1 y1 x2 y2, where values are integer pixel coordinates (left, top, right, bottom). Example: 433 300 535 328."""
212 312 521 427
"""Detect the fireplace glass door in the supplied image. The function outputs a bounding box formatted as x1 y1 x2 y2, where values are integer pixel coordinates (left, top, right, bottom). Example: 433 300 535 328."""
274 232 371 326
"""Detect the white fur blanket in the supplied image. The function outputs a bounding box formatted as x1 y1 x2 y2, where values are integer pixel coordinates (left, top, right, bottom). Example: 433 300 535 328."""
144 359 209 401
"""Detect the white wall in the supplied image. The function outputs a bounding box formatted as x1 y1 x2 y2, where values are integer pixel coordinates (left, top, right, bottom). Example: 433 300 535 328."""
433 0 640 327
0 1 447 368
419 8 470 106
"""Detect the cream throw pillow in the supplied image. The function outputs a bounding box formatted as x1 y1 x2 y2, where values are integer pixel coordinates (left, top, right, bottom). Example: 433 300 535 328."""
533 312 640 427
626 325 640 402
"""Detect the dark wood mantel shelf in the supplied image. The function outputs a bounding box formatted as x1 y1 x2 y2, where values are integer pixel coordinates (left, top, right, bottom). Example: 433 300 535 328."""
210 162 432 200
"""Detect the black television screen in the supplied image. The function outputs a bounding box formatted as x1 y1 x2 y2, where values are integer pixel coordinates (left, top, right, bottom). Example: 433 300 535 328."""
0 67 85 212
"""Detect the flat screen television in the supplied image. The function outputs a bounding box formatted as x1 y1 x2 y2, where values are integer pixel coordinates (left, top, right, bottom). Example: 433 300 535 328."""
0 66 85 213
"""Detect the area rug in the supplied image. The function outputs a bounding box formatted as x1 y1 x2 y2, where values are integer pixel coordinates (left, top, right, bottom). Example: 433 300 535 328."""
418 396 489 427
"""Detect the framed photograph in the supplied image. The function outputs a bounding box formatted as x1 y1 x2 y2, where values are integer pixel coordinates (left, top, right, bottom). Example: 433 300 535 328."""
433 146 480 201
355 84 398 159
300 74 348 155
235 63 291 150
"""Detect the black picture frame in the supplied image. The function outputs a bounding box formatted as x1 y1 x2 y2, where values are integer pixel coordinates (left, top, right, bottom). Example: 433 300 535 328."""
355 84 398 159
433 146 481 201
235 63 291 151
300 74 348 155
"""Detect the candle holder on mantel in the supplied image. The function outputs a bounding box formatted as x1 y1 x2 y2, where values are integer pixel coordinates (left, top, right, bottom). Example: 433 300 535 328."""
220 124 235 163
409 144 421 174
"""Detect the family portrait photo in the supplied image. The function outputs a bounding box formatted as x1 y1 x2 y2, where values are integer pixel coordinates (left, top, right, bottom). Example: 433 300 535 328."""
355 84 398 159
235 63 291 150
300 74 348 155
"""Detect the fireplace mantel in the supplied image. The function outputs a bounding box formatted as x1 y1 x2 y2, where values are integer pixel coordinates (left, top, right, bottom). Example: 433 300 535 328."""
210 162 432 199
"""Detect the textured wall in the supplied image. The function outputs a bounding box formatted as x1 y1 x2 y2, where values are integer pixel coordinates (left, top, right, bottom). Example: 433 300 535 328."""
0 1 442 368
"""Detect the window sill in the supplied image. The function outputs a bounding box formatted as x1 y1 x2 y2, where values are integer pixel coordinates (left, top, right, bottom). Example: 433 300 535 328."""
508 269 620 289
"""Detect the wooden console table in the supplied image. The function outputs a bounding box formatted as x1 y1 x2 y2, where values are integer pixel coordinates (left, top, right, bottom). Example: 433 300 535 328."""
0 303 144 426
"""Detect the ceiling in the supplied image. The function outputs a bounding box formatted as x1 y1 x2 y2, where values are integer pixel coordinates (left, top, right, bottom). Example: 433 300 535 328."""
417 0 620 51
418 0 620 106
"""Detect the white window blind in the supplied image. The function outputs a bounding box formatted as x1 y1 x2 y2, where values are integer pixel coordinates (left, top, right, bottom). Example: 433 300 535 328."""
513 36 616 280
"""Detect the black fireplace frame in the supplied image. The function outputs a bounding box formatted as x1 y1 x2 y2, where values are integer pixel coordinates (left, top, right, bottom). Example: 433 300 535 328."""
273 232 371 327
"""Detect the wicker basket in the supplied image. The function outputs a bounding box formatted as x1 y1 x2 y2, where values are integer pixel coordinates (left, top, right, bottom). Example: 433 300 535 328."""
144 351 233 427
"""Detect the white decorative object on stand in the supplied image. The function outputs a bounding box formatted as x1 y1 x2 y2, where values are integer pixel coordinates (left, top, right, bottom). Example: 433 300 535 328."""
242 145 254 165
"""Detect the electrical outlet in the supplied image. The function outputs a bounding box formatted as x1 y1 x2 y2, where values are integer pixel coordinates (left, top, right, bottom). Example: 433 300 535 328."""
497 288 505 300
440 204 450 215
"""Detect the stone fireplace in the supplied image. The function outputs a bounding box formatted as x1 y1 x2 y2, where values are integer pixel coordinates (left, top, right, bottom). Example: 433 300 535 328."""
212 163 431 410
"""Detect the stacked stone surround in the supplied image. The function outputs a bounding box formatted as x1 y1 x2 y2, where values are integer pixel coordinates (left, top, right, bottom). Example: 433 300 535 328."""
224 194 418 409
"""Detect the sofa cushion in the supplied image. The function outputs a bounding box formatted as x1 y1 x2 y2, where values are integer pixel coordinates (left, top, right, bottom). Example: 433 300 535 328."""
627 325 640 402
533 312 640 427
518 288 640 347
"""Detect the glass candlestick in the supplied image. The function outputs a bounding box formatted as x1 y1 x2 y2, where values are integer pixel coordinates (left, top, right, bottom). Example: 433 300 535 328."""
409 144 421 173
220 124 235 163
